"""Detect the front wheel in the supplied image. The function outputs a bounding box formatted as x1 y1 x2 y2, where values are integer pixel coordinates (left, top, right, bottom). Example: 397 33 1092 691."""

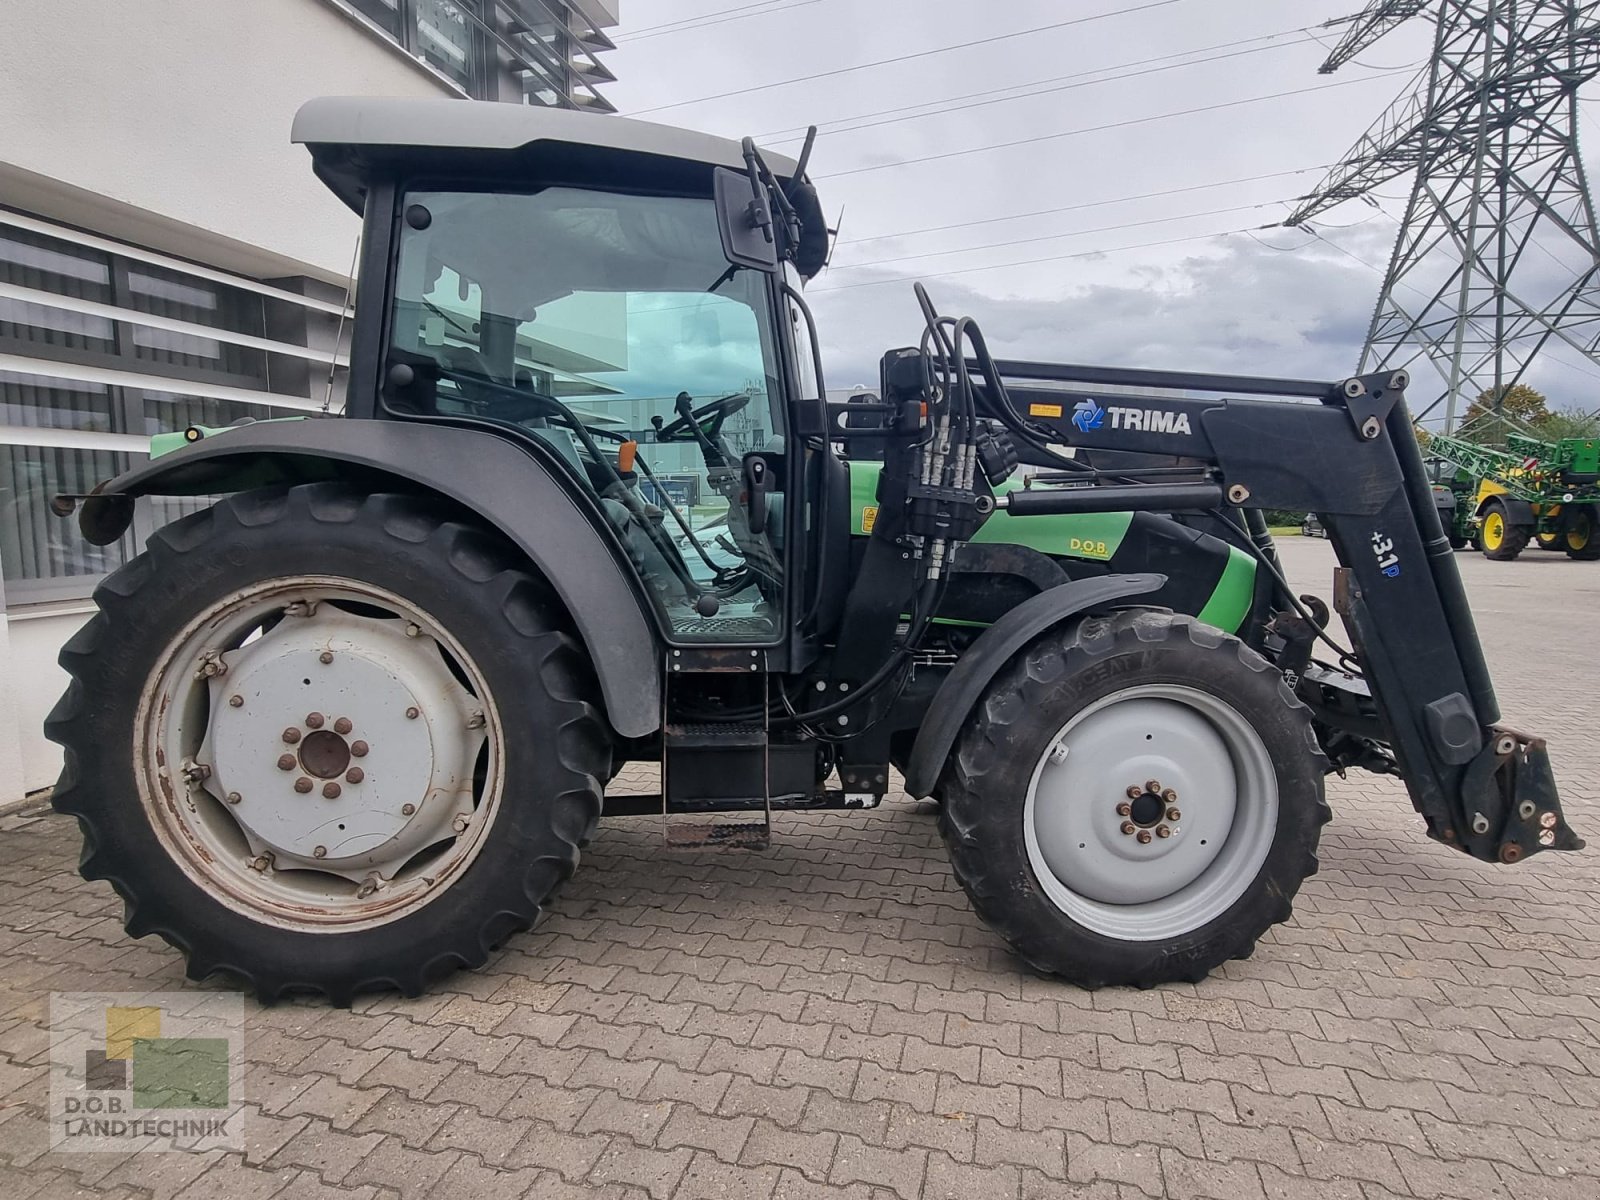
1477 501 1529 560
46 484 611 1003
940 610 1328 988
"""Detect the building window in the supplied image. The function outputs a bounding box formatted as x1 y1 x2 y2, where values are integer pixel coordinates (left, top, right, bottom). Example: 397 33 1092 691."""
0 211 346 607
337 0 615 109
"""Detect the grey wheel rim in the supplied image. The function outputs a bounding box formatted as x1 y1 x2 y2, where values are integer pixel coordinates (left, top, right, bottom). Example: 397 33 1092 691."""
1022 684 1279 942
134 576 504 933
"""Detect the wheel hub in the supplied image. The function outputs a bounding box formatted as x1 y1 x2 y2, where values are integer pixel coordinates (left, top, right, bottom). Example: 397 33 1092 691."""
198 606 484 876
299 729 352 779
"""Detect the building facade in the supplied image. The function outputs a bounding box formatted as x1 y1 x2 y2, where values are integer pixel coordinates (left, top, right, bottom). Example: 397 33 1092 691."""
0 0 619 797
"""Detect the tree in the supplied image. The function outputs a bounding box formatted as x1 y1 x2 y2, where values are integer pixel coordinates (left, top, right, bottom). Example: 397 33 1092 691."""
1539 409 1600 441
1459 383 1552 444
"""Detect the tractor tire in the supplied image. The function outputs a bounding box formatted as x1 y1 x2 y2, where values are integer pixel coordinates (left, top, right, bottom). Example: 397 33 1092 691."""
1477 501 1529 560
46 483 611 1003
1565 505 1600 560
1536 529 1564 552
1448 534 1468 551
939 610 1328 989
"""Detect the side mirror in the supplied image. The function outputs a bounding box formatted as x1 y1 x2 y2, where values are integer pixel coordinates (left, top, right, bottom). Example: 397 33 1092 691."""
713 167 779 272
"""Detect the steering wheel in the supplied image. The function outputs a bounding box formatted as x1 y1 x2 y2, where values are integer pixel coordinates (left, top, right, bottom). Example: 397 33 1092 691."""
656 392 752 442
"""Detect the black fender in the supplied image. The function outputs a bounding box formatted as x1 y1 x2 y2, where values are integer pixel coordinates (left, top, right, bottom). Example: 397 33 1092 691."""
77 419 662 738
1475 494 1535 527
902 573 1167 797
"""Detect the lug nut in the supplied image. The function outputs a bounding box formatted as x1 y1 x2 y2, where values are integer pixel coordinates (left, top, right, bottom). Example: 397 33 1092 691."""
322 782 341 800
350 740 369 757
1126 785 1143 800
405 707 419 720
277 754 297 772
333 717 353 735
228 694 244 708
1120 821 1136 836
345 767 364 784
282 728 301 745
1156 825 1172 838
319 651 334 664
1116 801 1132 817
1144 780 1161 795
1161 788 1177 803
225 791 242 805
401 803 416 816
1166 807 1182 822
294 777 313 794
306 713 325 729
313 845 327 859
1137 829 1153 845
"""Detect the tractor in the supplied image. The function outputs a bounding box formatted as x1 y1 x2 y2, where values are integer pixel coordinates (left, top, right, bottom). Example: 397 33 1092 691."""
46 98 1581 1003
1428 422 1600 560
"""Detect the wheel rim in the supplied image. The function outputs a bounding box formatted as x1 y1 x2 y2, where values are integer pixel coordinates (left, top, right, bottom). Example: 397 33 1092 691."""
1022 684 1279 942
1482 511 1504 549
135 576 504 932
1569 513 1592 551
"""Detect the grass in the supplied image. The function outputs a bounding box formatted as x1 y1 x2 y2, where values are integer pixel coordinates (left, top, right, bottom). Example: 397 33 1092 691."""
1267 526 1302 536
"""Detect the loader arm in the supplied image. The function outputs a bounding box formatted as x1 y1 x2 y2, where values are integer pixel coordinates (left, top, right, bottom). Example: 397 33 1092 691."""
971 357 1581 865
826 287 1579 867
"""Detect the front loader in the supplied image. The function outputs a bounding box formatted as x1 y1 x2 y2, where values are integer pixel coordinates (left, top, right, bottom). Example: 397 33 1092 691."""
45 98 1582 1002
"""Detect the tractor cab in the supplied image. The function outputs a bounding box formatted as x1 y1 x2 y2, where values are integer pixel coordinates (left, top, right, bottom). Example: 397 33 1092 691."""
297 97 838 660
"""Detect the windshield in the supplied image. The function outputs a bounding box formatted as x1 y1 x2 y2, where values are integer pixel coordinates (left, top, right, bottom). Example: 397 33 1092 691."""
387 187 788 642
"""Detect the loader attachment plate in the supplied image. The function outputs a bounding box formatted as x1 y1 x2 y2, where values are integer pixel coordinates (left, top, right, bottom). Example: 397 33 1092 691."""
1455 729 1585 863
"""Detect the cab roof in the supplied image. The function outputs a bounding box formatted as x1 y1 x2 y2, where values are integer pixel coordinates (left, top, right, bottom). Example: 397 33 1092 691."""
292 96 798 213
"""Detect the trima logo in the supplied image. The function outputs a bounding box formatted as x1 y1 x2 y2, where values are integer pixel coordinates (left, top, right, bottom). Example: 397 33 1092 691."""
50 992 244 1153
1070 397 1194 437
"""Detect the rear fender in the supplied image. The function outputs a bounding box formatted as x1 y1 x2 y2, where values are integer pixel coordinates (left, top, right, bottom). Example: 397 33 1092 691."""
1476 494 1536 526
902 573 1167 797
77 419 662 738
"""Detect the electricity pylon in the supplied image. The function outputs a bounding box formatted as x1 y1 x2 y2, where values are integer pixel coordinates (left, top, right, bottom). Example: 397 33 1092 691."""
1283 1 1600 429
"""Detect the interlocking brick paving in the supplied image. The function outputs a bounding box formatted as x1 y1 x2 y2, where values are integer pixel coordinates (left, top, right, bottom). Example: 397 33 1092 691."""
1 538 1595 1198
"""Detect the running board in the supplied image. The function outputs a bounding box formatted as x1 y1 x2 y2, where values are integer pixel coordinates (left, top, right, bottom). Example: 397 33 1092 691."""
602 790 881 818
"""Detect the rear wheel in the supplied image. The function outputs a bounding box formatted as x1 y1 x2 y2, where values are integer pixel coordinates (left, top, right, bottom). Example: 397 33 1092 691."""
46 484 611 1003
1565 505 1600 560
1536 528 1564 551
1477 501 1529 560
940 610 1328 988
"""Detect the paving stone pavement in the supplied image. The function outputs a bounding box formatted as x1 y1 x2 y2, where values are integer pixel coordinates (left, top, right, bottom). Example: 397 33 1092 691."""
1 537 1597 1199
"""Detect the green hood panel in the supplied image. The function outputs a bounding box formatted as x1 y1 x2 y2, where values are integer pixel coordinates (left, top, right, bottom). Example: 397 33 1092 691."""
848 461 1129 560
844 460 1254 633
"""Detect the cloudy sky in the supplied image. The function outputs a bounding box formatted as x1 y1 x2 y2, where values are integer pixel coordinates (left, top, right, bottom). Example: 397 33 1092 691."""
599 0 1600 421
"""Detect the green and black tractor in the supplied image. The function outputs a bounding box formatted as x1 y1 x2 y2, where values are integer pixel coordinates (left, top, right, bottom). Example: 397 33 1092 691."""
47 98 1581 1003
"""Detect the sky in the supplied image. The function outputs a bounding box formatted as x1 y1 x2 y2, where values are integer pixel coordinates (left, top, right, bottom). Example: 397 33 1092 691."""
599 0 1600 421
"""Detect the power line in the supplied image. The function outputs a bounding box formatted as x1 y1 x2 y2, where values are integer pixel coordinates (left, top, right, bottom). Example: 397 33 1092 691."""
613 0 820 43
758 27 1324 145
817 73 1406 180
830 202 1285 272
841 166 1327 247
632 0 1192 114
808 226 1264 295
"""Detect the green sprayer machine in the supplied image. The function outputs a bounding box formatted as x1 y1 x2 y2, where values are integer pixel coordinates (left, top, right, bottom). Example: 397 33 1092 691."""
1427 420 1600 559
